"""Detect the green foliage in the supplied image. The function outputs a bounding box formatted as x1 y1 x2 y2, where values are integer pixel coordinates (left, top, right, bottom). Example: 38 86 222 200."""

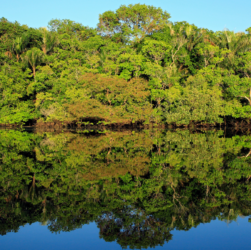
1 130 251 248
164 75 226 124
98 4 171 43
21 47 44 76
1 4 251 126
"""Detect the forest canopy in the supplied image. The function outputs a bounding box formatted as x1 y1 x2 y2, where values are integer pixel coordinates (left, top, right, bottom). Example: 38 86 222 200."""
1 4 251 127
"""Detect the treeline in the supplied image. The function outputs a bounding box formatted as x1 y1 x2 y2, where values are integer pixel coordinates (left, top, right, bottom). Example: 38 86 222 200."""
1 129 251 248
1 4 251 126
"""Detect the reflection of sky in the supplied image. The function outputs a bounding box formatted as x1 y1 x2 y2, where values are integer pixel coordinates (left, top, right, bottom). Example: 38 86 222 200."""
1 217 251 250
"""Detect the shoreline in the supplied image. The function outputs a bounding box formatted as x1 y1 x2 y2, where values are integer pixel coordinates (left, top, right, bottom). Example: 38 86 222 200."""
1 119 251 131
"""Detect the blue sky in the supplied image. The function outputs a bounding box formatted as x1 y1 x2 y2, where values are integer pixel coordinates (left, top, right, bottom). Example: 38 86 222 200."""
1 0 250 32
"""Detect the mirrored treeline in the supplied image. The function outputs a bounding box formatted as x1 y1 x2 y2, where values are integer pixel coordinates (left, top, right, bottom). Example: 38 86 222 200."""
1 129 251 249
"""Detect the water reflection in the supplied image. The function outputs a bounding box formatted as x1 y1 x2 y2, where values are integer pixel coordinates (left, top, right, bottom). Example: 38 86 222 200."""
1 129 251 248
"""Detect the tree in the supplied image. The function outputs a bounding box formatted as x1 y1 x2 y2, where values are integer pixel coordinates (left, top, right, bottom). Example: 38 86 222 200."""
0 18 27 53
117 52 145 79
141 39 171 64
98 4 171 42
40 27 58 54
22 47 44 76
216 30 251 54
225 75 251 106
236 52 251 78
164 75 226 125
183 24 204 52
48 19 96 41
12 34 28 61
197 44 230 68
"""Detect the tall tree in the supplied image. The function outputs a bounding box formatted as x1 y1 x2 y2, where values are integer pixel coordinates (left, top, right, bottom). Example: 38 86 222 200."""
22 47 44 76
48 19 96 41
220 30 251 53
40 27 58 54
97 4 171 43
12 34 28 61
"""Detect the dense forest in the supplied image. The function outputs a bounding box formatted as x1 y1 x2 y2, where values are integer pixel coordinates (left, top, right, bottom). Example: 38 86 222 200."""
1 129 251 248
1 4 251 127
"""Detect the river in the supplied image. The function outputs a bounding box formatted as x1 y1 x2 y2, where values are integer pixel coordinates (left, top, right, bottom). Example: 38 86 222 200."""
0 128 251 249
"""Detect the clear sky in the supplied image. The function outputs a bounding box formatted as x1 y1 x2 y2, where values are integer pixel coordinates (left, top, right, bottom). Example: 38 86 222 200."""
1 0 250 32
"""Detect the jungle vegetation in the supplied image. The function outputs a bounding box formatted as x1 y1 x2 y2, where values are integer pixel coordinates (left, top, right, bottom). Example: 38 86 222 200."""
1 129 251 248
1 4 251 127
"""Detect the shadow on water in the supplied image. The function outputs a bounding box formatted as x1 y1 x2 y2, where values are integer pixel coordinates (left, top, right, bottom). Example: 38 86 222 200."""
1 128 251 248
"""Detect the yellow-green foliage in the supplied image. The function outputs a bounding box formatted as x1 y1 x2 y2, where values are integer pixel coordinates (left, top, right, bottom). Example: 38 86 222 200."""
1 6 251 125
1 129 251 247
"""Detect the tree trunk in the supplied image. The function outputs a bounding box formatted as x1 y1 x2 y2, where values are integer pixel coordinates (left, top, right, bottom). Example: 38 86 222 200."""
243 96 251 106
32 67 36 77
32 174 36 187
42 45 47 54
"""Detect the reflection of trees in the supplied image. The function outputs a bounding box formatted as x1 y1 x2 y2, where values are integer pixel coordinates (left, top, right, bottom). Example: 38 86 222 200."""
1 129 251 248
97 210 172 249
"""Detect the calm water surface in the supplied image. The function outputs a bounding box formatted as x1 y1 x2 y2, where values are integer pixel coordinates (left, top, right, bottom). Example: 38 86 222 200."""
1 129 251 249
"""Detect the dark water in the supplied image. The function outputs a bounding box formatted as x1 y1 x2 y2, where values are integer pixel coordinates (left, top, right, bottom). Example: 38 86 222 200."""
1 128 251 249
